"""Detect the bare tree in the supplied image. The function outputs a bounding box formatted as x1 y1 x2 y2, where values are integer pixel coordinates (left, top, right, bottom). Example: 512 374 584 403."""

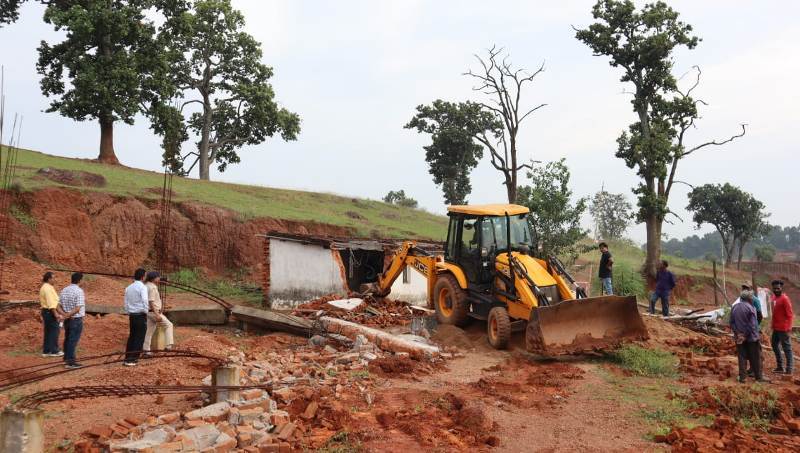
464 46 546 203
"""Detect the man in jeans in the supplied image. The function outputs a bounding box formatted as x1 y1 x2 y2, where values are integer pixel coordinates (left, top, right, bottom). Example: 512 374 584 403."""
39 271 62 357
770 280 794 375
57 272 85 369
730 290 766 382
649 260 676 316
598 242 614 295
123 268 150 366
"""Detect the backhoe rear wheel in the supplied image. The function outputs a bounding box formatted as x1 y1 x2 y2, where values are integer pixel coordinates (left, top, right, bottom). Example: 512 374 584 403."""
433 274 470 326
487 307 511 349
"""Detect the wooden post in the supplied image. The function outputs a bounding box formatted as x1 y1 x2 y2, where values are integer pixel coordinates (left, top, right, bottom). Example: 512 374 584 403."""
713 261 718 307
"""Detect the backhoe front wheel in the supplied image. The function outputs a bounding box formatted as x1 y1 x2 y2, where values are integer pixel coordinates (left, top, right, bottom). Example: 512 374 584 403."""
487 307 511 349
433 274 470 326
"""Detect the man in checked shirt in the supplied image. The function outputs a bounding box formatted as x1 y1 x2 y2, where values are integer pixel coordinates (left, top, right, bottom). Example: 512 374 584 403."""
57 272 86 369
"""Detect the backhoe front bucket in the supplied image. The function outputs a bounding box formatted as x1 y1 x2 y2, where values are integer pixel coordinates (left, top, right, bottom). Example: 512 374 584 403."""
526 295 648 355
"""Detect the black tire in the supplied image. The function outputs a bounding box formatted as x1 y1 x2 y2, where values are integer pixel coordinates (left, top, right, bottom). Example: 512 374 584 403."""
487 306 511 349
433 274 470 326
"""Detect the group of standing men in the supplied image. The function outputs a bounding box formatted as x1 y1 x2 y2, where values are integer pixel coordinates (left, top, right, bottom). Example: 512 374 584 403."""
39 268 175 369
730 279 794 382
597 242 795 382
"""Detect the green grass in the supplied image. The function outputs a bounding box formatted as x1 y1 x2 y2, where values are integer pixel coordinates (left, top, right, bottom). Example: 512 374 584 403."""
10 147 447 240
9 204 37 228
707 385 779 431
168 267 262 306
610 345 679 378
594 366 712 440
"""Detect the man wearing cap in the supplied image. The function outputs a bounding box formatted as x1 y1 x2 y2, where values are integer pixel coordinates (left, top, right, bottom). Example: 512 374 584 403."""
143 271 174 353
770 280 794 375
734 282 763 325
730 290 766 382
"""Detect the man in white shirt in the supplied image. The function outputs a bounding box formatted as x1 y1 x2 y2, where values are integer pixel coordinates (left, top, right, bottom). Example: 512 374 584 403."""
123 268 149 366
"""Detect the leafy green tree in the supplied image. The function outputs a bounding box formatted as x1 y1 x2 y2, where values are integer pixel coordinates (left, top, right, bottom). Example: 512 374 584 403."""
36 0 167 164
382 190 418 208
590 190 633 240
517 159 588 259
405 100 498 205
575 0 745 276
0 0 26 25
156 0 300 180
687 183 769 268
754 244 776 263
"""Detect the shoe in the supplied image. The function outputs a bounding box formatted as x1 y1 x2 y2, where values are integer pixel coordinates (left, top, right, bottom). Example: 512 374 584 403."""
42 353 52 357
142 352 153 358
123 361 137 367
737 377 746 383
756 378 772 383
54 351 64 357
64 363 83 370
746 369 754 377
773 367 785 373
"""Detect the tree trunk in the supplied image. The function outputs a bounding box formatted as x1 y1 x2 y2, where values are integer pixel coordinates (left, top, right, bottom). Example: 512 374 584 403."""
736 240 744 270
198 97 212 181
97 116 119 164
643 214 661 277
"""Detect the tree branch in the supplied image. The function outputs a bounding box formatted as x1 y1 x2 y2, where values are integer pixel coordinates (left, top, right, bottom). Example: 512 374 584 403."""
684 124 747 156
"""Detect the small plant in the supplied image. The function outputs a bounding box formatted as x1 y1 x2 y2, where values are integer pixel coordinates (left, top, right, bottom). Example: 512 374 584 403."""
316 431 364 453
349 370 370 380
610 345 678 377
9 204 36 228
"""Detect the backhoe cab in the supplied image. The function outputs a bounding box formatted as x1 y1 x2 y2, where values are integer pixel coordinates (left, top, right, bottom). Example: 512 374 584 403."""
367 204 648 355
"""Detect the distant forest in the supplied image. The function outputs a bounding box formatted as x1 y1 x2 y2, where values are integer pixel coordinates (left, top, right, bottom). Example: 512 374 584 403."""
661 225 800 261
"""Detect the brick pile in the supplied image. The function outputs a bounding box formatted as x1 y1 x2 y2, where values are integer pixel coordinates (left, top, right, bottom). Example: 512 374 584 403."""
72 334 431 452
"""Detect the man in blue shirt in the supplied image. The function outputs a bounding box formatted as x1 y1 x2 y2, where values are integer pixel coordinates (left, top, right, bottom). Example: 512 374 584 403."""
649 260 676 316
730 290 767 383
123 268 149 366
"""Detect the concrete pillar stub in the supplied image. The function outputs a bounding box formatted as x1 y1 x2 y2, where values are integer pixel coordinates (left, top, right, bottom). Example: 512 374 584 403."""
151 324 167 350
212 365 241 403
0 408 44 453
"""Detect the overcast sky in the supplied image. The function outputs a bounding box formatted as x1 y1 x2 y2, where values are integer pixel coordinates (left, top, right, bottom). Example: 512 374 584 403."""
1 0 797 243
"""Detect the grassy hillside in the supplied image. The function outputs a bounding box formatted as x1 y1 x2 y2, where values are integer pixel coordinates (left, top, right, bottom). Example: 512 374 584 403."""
9 148 448 240
577 238 751 283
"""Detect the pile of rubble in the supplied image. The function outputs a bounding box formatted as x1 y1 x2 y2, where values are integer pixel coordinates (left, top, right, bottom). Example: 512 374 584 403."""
667 336 737 379
657 385 800 451
74 334 440 452
293 294 415 328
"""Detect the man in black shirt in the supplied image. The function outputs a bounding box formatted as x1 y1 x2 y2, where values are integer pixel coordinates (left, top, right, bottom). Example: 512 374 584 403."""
598 242 613 295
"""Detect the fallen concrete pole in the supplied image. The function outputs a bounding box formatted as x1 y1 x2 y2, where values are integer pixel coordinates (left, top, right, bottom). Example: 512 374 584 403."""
319 316 439 358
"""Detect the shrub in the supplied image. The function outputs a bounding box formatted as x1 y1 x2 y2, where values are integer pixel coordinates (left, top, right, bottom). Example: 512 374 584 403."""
593 261 646 297
611 345 678 377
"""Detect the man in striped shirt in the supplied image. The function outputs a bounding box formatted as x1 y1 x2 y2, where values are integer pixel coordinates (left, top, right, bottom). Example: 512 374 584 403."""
57 272 85 369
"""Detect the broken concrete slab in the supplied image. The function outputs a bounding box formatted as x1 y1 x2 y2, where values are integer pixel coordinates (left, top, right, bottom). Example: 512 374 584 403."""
184 402 230 422
231 306 312 336
326 298 364 311
165 306 228 325
174 424 221 451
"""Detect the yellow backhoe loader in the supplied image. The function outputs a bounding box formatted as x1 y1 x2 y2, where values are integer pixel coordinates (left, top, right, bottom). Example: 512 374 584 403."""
364 204 648 355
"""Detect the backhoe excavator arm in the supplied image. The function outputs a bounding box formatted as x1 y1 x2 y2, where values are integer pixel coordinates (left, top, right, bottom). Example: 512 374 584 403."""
370 241 439 305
